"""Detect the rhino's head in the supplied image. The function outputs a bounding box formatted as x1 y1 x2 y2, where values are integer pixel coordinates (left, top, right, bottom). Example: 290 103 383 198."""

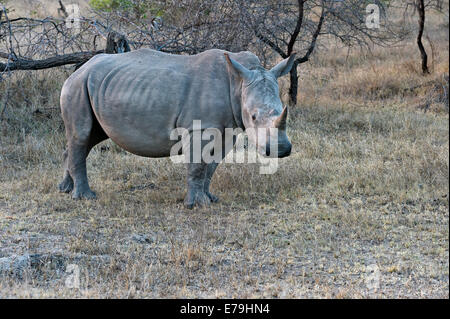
225 53 296 158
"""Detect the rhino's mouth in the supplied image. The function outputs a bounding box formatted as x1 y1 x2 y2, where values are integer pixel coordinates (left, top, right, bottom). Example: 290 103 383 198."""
265 143 292 158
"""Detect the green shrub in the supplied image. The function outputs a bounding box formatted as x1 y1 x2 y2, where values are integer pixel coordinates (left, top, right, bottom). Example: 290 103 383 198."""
89 0 163 19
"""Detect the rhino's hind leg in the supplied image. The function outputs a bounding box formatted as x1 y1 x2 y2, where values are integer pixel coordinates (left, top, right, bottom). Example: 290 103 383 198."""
184 163 211 209
58 172 74 193
69 121 108 200
60 98 108 199
204 162 219 203
68 141 97 200
58 149 74 193
58 150 73 193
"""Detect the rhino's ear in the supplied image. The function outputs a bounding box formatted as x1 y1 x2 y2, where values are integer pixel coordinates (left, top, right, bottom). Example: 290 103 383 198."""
224 53 253 82
270 53 297 78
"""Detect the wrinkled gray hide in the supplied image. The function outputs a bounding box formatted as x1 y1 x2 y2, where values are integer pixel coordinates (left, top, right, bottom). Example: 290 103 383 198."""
59 48 295 208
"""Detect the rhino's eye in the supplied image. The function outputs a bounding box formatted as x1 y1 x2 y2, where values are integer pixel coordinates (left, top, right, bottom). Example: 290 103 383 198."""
251 113 257 121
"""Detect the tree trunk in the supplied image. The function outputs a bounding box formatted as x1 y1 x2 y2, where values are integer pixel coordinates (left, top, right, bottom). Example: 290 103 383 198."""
288 60 299 105
0 31 130 72
0 51 102 72
417 0 429 74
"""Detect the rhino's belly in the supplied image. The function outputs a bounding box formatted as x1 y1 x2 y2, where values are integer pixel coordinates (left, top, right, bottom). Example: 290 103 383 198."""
108 131 176 158
94 108 179 158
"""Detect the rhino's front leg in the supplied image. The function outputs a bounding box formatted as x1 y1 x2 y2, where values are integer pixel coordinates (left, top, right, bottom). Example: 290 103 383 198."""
184 162 211 209
204 163 219 203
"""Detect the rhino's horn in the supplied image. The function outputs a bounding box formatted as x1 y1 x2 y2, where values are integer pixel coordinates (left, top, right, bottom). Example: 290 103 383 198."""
274 106 288 130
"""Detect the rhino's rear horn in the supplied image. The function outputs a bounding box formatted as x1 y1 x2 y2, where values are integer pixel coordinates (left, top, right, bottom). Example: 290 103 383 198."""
274 106 288 130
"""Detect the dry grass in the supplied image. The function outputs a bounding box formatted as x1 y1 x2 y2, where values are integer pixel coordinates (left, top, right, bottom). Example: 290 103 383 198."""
0 3 448 299
5 0 91 18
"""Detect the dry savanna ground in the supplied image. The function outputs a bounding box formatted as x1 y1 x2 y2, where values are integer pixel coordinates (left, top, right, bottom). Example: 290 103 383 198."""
0 4 449 298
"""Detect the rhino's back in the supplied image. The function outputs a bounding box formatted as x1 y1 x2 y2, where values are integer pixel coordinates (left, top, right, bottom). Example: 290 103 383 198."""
68 49 259 157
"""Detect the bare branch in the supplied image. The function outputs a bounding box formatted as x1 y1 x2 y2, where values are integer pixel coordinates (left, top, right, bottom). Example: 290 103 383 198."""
0 51 103 71
297 3 326 64
287 0 305 55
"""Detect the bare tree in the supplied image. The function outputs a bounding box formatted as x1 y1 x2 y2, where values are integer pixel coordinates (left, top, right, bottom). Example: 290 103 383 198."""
417 0 429 74
403 0 445 74
238 0 398 104
0 3 131 73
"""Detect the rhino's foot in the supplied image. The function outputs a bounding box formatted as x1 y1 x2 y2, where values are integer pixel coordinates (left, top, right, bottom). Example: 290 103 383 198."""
184 190 211 209
206 191 219 203
58 176 74 194
72 187 96 200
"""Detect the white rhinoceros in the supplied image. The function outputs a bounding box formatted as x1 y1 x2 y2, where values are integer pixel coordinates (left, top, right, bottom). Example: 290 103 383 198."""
59 48 295 208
